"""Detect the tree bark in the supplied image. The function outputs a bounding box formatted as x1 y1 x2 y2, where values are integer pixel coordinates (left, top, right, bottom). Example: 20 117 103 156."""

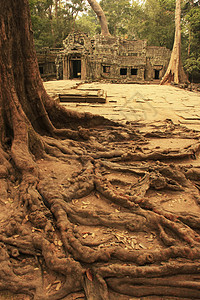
87 0 111 36
160 0 188 84
55 0 58 20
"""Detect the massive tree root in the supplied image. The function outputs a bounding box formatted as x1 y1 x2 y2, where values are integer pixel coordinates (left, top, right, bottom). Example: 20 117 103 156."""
1 112 200 299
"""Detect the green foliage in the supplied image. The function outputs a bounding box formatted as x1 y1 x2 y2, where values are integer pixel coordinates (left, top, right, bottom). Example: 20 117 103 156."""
75 13 101 36
29 0 54 48
29 0 88 49
135 0 175 49
100 0 134 37
185 5 200 55
182 1 200 81
184 56 200 74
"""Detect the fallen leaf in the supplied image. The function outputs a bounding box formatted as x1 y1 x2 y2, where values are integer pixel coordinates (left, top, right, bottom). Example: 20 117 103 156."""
46 283 52 290
13 235 20 238
72 199 79 204
131 241 135 249
135 244 140 250
55 281 62 291
83 201 90 205
86 269 93 282
57 240 63 247
139 243 147 249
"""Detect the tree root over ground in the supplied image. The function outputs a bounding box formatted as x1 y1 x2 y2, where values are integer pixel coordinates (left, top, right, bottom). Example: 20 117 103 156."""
1 119 200 300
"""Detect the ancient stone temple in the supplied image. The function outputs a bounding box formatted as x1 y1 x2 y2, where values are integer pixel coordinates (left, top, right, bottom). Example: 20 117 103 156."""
37 32 171 82
62 32 171 82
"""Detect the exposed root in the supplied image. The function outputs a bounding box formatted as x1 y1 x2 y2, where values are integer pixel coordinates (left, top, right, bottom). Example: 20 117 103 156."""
1 117 200 299
0 243 36 297
107 276 200 298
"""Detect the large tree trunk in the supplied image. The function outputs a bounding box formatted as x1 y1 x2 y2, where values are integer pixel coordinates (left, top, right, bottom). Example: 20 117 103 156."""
1 1 200 299
87 0 111 36
160 0 188 84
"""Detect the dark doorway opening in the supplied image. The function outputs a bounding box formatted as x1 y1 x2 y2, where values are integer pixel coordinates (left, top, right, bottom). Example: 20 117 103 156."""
154 70 160 79
39 66 44 74
72 60 81 78
120 68 127 75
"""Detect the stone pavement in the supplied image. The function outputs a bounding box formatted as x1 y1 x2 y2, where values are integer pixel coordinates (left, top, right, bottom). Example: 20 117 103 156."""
44 80 200 130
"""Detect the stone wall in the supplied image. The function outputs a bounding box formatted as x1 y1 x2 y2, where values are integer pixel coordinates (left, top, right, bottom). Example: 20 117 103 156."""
37 32 171 82
37 48 63 80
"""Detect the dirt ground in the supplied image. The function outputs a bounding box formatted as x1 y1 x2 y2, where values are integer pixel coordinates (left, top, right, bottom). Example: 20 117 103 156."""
1 81 200 299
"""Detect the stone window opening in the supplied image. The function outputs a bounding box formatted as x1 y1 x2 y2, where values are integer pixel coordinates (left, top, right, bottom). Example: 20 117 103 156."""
120 68 127 75
103 66 111 73
131 68 138 75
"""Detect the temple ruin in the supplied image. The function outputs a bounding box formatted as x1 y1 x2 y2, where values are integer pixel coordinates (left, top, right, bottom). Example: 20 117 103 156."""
37 32 171 82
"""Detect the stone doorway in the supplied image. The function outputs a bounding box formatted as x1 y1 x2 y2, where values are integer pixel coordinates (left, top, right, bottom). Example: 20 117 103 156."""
70 59 81 79
154 69 160 80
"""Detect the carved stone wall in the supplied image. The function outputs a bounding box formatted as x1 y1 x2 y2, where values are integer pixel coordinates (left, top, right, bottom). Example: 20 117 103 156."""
37 32 171 82
62 33 171 82
37 48 63 80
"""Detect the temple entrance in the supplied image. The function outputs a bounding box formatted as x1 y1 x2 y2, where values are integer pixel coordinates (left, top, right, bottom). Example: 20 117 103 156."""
70 59 81 79
154 69 160 79
63 54 86 80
